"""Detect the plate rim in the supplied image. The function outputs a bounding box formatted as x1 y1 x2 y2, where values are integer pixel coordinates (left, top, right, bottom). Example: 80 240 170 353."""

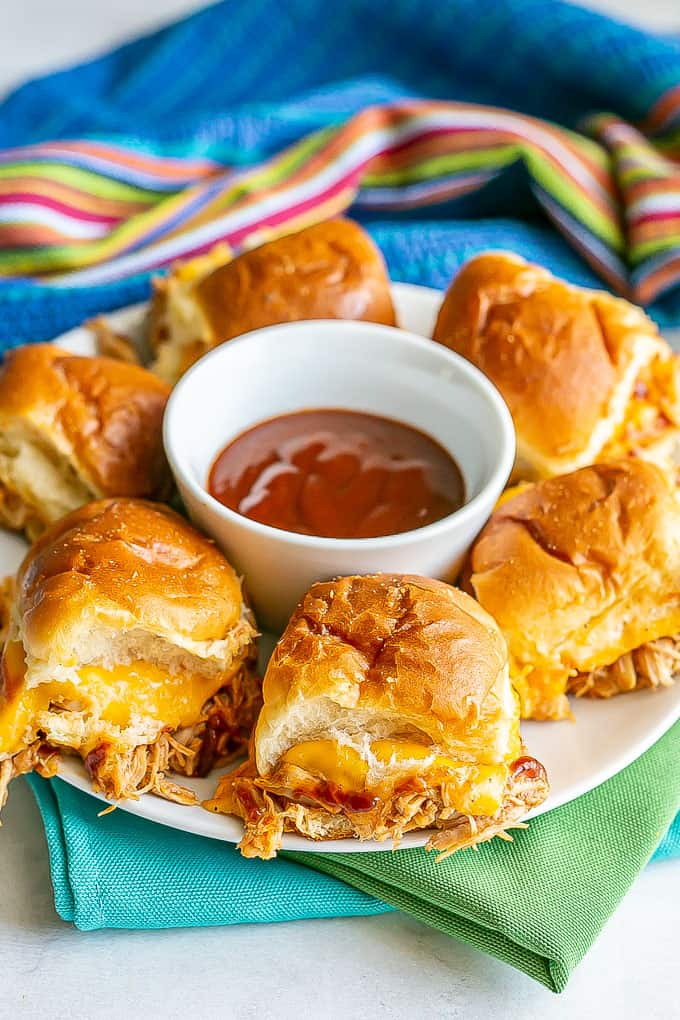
18 283 680 851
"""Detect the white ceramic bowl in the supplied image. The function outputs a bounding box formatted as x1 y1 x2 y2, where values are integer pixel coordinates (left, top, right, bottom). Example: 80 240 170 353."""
163 320 515 631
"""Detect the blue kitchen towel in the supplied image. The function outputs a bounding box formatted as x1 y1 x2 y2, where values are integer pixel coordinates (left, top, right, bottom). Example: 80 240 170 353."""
27 775 392 929
0 0 676 935
3 0 680 343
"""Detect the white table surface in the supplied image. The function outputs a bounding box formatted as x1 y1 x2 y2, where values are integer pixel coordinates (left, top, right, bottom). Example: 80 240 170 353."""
1 2 679 1016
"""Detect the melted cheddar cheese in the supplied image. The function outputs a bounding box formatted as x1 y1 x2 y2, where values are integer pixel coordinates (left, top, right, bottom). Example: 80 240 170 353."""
283 740 369 790
170 244 232 285
280 738 508 817
0 641 221 756
602 355 680 459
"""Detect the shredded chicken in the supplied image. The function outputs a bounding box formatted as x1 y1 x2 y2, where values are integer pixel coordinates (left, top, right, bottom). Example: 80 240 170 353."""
0 732 201 818
87 317 142 364
173 664 262 777
600 353 680 464
205 755 548 861
0 733 194 816
569 635 680 699
84 662 261 805
0 662 262 817
0 482 44 538
0 740 59 822
85 731 199 805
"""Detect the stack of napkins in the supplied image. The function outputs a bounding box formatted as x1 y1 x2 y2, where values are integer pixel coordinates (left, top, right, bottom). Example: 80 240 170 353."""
29 718 679 991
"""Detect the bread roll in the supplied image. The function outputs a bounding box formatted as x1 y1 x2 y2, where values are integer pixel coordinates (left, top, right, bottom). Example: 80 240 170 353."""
149 219 396 382
433 253 680 481
466 460 680 719
205 574 548 859
0 498 259 815
0 344 172 539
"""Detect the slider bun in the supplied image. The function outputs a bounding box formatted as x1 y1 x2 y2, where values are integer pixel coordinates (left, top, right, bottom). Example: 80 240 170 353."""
0 344 171 536
16 498 255 677
432 252 664 478
150 219 396 381
254 574 516 775
197 218 395 337
147 242 232 379
467 459 680 678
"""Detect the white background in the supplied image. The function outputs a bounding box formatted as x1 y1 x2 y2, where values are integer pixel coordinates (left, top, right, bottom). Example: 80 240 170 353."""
1 2 679 1017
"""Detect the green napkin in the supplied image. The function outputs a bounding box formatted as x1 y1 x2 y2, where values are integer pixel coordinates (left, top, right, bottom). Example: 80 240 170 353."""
26 722 679 993
286 720 680 993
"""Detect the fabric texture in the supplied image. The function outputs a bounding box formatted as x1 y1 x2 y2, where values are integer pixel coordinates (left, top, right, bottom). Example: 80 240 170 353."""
0 0 678 995
27 720 680 993
26 775 391 928
3 0 680 340
289 723 680 993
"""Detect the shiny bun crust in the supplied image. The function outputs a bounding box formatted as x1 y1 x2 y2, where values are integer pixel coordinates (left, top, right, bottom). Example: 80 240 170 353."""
0 345 171 529
17 498 251 663
149 219 395 382
196 218 395 340
467 460 680 681
432 253 665 478
255 574 515 774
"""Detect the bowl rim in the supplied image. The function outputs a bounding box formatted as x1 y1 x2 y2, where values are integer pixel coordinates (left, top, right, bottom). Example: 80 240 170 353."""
163 319 516 550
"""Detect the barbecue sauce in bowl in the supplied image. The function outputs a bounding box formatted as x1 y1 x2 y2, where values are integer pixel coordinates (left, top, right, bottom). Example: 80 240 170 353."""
207 408 465 539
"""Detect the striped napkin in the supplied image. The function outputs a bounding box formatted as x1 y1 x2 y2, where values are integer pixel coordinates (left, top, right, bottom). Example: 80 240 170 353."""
1 0 680 345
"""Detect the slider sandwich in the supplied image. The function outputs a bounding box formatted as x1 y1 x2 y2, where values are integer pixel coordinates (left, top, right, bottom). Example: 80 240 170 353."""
432 253 680 481
466 460 680 720
149 218 396 382
0 344 172 540
0 499 259 815
205 574 548 859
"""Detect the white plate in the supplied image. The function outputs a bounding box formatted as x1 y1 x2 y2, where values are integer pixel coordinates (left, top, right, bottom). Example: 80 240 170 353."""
10 282 679 852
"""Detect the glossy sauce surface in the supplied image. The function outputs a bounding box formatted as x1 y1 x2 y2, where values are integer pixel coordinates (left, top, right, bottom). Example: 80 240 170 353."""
208 409 465 539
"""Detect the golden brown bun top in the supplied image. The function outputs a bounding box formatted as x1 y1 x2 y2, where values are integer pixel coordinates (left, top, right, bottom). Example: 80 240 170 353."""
17 498 247 660
432 253 663 476
0 344 171 498
468 459 680 674
255 574 518 772
195 218 396 340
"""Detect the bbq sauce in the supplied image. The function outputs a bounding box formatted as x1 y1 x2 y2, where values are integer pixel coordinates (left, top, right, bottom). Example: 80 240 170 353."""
208 408 465 539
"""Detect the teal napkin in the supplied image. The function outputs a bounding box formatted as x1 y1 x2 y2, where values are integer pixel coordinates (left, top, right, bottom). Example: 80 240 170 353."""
27 746 677 934
25 726 678 994
26 775 391 929
654 813 680 860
